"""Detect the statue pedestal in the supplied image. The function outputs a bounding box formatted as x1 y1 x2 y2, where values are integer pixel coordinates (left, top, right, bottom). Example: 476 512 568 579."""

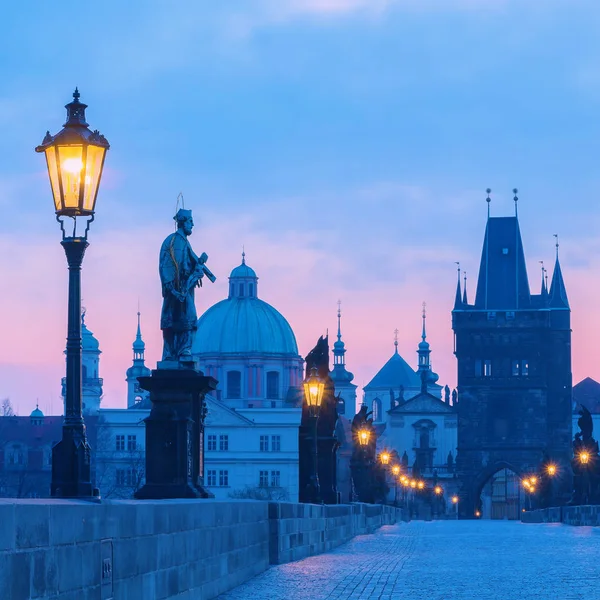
134 364 217 500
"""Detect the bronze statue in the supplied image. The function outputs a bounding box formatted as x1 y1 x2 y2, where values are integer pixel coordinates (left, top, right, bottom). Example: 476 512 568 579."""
578 406 594 442
159 209 215 361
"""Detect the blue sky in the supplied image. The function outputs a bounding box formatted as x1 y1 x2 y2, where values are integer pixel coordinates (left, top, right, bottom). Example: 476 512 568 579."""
2 0 600 414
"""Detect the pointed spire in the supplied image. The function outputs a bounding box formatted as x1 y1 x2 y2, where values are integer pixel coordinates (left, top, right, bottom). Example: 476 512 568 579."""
453 262 463 309
539 261 548 298
513 188 519 217
549 234 569 308
462 271 468 304
417 303 432 376
337 300 342 342
242 246 246 265
132 311 146 359
486 188 491 219
394 328 399 354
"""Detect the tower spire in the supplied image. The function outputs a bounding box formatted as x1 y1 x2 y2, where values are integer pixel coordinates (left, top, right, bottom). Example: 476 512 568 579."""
513 188 519 217
453 262 462 309
462 271 468 304
337 299 342 342
539 261 548 297
421 302 427 342
549 234 569 308
486 188 491 219
394 328 399 354
132 311 146 362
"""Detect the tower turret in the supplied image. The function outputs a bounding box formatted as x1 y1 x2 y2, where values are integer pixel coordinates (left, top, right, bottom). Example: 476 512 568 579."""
126 312 151 408
330 301 357 415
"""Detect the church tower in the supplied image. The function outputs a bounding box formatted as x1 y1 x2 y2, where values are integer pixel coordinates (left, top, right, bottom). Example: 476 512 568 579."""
330 301 357 415
453 192 572 517
61 310 103 415
126 312 151 408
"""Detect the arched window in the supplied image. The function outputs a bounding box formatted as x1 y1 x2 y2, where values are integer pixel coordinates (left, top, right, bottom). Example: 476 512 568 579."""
372 398 382 422
337 396 346 415
239 283 245 297
227 371 241 399
266 371 279 399
249 283 254 297
82 365 88 380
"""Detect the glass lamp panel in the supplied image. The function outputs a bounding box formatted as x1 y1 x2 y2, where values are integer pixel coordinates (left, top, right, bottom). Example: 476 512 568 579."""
57 145 84 210
303 382 313 407
83 144 106 213
316 382 324 407
44 147 62 212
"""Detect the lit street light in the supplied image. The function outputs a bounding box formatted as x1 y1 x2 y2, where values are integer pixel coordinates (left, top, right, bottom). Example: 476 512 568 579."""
451 495 459 519
36 89 109 499
379 451 390 465
303 365 325 503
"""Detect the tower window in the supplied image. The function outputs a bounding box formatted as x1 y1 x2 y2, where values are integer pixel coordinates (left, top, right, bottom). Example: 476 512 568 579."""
511 360 520 377
239 283 244 297
483 360 492 377
521 360 529 376
249 283 254 297
372 398 382 422
227 371 241 399
474 360 482 377
266 371 279 399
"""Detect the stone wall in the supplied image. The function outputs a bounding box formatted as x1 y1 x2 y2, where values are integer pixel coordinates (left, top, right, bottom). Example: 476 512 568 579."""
268 502 403 564
0 499 401 600
521 505 600 526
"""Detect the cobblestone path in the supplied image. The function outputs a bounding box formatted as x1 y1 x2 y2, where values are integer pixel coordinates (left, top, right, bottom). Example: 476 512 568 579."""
217 520 600 600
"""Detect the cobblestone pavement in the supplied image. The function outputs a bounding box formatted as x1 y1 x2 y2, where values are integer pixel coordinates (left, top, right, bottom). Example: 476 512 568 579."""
217 520 600 600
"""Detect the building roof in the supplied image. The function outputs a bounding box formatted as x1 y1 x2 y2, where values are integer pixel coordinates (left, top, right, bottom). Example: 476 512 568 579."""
193 257 300 357
389 391 455 415
364 347 420 391
474 216 531 310
573 377 600 414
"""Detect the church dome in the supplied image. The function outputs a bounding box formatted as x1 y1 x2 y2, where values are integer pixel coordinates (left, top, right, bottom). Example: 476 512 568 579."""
30 406 44 418
82 313 100 352
193 256 299 357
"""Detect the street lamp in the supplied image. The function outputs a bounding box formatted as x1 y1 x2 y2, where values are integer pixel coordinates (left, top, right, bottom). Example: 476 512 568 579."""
303 365 325 503
379 451 390 465
358 429 371 446
546 464 557 476
451 495 459 519
391 464 400 505
579 452 590 465
36 89 109 499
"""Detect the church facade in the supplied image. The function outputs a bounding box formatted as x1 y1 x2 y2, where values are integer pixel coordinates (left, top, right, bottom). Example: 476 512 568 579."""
453 208 572 518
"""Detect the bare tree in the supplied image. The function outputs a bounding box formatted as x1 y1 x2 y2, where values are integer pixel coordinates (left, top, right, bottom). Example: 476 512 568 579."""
93 416 145 499
229 486 290 501
1 398 14 417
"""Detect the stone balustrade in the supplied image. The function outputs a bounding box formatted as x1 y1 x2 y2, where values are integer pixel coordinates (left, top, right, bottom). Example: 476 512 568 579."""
521 505 600 526
0 499 402 600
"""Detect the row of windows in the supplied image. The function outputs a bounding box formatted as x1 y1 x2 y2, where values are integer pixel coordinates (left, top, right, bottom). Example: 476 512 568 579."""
473 359 529 378
207 434 229 452
259 470 281 487
207 469 229 487
229 282 256 297
226 370 280 399
115 434 138 452
206 434 282 452
206 470 282 488
116 468 140 487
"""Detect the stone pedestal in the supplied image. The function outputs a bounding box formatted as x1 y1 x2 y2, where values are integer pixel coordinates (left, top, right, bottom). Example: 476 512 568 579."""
135 363 217 499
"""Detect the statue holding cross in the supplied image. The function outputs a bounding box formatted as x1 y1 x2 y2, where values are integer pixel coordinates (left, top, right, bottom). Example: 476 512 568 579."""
158 208 216 362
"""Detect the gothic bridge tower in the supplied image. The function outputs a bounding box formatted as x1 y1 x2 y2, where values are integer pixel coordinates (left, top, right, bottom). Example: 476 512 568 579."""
453 191 572 518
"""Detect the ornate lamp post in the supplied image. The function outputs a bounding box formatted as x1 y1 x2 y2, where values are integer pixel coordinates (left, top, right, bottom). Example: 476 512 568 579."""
391 464 400 505
451 495 459 519
36 89 109 499
303 365 325 503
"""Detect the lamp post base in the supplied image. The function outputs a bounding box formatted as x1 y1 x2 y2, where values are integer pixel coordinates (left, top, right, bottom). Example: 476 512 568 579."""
51 426 99 500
